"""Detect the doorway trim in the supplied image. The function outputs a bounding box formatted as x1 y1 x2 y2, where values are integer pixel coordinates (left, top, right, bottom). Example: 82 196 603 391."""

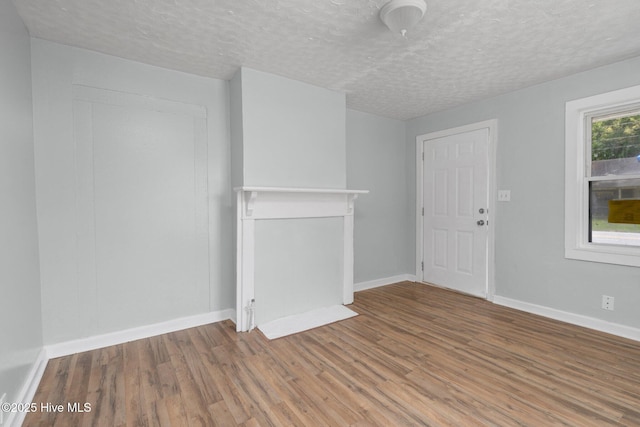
416 119 497 300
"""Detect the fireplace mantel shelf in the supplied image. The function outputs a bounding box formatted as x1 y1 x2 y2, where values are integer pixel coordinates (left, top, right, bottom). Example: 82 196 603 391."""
234 187 369 219
234 186 369 195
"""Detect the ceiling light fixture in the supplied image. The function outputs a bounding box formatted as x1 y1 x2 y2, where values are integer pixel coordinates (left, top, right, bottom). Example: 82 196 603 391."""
380 0 427 37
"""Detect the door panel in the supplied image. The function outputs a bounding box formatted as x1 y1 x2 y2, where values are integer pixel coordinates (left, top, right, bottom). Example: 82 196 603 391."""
423 128 489 297
74 88 210 334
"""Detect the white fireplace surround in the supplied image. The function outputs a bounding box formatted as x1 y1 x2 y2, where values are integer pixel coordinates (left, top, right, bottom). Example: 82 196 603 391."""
234 186 368 332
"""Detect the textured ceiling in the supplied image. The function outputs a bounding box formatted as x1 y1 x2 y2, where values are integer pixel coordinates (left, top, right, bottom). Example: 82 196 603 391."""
12 0 640 120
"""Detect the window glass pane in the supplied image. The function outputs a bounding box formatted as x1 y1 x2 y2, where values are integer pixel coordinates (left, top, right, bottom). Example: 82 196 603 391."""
591 112 640 176
590 179 640 246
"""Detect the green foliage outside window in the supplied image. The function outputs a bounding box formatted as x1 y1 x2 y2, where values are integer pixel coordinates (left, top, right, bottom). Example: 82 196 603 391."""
591 114 640 161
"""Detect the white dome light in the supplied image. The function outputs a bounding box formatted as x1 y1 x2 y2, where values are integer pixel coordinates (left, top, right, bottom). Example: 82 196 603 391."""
380 0 427 37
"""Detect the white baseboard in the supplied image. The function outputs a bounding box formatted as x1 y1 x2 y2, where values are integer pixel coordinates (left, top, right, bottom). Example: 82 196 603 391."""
493 295 640 342
354 274 417 292
4 348 48 427
46 308 236 359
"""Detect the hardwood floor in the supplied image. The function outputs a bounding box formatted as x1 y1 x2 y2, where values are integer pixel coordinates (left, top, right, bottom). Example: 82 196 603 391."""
24 282 640 426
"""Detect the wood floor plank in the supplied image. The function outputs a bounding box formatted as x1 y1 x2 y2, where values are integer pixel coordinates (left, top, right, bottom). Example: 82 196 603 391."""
23 282 640 426
162 393 189 426
123 341 149 427
207 399 238 427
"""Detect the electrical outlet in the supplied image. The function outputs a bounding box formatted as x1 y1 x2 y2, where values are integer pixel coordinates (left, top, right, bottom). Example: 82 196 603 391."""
602 295 615 311
498 190 511 202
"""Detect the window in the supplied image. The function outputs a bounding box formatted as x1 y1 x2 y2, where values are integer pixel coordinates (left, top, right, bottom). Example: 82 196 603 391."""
565 85 640 266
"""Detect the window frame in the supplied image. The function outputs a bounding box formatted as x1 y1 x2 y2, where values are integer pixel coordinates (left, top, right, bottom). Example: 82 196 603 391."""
565 84 640 267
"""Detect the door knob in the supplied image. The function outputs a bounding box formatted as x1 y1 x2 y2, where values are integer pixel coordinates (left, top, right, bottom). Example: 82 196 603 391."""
477 220 485 226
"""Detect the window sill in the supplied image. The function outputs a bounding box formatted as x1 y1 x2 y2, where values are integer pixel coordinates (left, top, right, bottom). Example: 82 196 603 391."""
565 244 640 267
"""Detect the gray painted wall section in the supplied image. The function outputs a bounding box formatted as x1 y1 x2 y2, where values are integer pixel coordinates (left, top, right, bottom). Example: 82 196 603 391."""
31 40 233 344
254 217 344 324
346 109 411 283
406 56 640 329
0 0 44 403
229 70 244 189
240 67 346 189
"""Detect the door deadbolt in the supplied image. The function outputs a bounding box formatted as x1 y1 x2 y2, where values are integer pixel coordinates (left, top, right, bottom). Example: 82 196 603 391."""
479 208 485 214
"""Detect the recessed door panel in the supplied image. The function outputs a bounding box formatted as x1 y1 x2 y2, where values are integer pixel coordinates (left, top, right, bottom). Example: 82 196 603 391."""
457 167 474 217
432 229 448 268
433 170 448 216
456 230 474 275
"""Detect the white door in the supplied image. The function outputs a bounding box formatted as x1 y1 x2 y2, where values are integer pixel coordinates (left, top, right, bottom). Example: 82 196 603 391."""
422 127 489 297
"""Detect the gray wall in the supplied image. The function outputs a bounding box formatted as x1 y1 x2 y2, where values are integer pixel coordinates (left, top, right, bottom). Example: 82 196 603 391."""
31 40 232 344
229 71 244 189
255 217 344 324
346 109 411 283
406 56 640 328
0 0 44 403
239 67 346 189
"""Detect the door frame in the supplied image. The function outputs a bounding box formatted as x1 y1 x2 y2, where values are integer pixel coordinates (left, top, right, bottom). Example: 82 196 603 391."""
416 119 497 300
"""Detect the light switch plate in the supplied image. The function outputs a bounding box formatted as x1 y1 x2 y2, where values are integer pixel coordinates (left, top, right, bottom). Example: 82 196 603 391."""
498 190 511 202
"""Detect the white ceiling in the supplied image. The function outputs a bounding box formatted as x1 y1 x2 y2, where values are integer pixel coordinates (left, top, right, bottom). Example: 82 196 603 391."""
12 0 640 120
